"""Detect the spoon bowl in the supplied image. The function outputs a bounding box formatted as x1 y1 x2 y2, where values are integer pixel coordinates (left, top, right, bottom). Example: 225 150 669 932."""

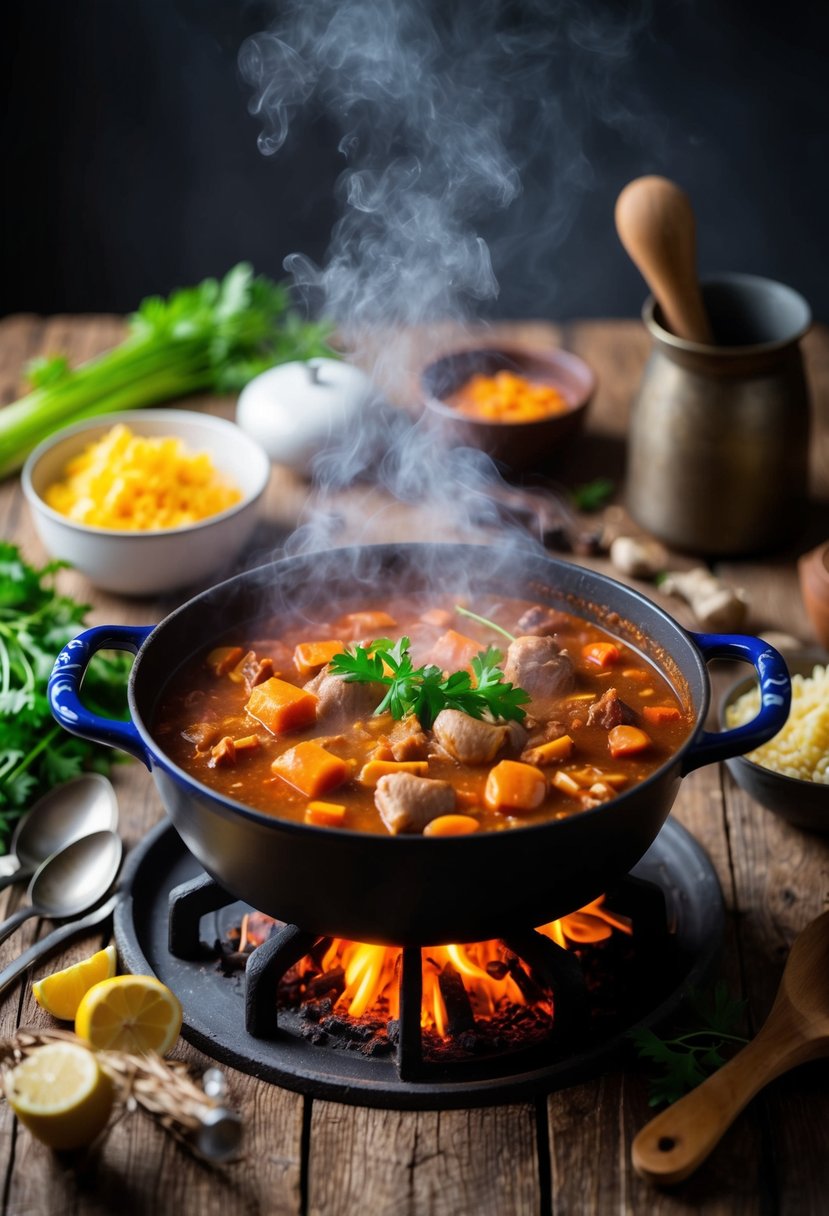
0 829 122 950
632 911 829 1184
0 774 119 890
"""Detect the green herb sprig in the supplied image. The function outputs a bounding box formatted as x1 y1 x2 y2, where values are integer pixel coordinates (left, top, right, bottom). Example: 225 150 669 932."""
629 981 748 1107
0 544 132 848
0 263 335 479
329 637 528 729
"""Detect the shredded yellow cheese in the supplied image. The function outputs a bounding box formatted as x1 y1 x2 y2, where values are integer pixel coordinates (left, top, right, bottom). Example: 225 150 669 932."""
45 424 242 531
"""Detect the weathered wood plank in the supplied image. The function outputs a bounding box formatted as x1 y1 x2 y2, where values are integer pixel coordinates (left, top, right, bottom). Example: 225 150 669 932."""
307 1103 540 1216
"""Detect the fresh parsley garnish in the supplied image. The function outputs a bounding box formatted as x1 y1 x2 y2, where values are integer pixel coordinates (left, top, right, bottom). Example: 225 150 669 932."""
629 981 748 1107
0 543 132 849
329 637 529 729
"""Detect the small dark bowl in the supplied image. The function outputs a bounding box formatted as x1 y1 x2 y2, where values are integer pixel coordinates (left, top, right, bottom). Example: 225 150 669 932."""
421 346 595 473
720 650 829 834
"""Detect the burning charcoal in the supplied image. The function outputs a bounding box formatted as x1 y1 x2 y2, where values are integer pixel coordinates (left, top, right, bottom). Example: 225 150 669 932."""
386 1019 400 1044
363 1037 394 1058
306 967 346 1000
438 962 476 1036
456 1031 481 1054
505 956 547 1004
300 1003 322 1023
301 1026 329 1046
485 960 509 981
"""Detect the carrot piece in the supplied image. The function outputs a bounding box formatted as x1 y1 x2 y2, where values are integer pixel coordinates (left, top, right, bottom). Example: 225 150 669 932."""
420 608 452 627
581 642 620 668
423 814 480 836
305 800 347 827
206 646 245 676
293 639 345 678
246 677 317 735
358 759 429 787
271 741 349 797
642 705 682 725
523 734 574 766
340 610 397 637
431 629 483 673
607 725 652 757
484 760 546 813
454 787 483 808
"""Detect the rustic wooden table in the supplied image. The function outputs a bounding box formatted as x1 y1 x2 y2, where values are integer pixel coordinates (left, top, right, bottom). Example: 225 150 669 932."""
0 314 827 1216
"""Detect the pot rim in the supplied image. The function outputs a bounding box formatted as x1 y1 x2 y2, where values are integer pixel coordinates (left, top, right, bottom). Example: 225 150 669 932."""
642 271 812 357
125 541 711 847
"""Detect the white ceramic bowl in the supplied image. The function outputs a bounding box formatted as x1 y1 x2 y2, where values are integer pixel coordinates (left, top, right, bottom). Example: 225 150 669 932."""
22 409 271 596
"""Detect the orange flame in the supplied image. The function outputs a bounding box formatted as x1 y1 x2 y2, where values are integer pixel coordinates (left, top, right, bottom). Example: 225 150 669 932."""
305 895 632 1036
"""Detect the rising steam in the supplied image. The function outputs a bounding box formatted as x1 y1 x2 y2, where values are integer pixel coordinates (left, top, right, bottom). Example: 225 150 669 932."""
239 0 649 561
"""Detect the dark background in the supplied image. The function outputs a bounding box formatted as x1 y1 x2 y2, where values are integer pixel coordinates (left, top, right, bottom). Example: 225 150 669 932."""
2 0 828 323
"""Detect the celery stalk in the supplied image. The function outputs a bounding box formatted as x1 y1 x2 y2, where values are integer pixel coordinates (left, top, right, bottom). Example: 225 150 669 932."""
0 264 334 479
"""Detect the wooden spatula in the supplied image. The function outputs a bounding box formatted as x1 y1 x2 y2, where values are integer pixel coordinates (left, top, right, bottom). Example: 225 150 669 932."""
631 910 829 1185
615 175 714 344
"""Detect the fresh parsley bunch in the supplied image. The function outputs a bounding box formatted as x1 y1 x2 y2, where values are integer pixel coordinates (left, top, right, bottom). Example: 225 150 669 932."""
329 637 528 729
0 544 132 848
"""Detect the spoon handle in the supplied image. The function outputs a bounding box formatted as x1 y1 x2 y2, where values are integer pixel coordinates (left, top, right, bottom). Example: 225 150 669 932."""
615 175 713 344
0 867 31 895
0 904 37 949
632 1017 829 1184
0 893 121 999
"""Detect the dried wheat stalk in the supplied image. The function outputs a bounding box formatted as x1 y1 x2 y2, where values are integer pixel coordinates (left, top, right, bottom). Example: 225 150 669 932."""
0 1027 237 1157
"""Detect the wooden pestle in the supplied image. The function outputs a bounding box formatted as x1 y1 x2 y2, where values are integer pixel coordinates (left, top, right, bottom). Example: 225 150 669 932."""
615 176 714 344
631 911 829 1185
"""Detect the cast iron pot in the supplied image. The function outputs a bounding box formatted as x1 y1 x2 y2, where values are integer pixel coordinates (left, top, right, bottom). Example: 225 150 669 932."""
48 544 790 946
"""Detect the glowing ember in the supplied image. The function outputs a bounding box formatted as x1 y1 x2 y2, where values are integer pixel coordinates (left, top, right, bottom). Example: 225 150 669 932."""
235 896 631 1040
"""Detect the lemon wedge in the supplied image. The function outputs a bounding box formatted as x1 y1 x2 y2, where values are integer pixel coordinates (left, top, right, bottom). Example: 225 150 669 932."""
75 975 183 1056
5 1041 114 1150
32 944 117 1021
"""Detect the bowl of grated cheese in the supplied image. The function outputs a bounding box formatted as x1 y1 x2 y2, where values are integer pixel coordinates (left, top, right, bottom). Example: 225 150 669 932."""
22 409 270 596
721 651 829 834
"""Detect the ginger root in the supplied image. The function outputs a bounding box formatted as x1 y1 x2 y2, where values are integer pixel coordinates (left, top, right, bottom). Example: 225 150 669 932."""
660 567 749 631
609 536 668 579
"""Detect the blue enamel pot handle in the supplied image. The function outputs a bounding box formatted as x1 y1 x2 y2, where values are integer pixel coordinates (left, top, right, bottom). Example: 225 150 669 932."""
48 624 154 768
681 631 791 774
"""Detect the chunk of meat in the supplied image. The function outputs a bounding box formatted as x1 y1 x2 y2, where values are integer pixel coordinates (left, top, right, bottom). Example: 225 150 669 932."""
586 687 637 730
375 773 456 835
433 709 507 765
388 714 429 762
231 650 275 692
305 666 385 725
503 636 575 720
208 736 236 768
502 719 529 756
515 605 570 637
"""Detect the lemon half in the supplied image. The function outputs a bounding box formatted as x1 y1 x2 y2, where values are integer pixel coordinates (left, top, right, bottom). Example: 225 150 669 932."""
75 975 183 1056
32 944 117 1021
6 1041 114 1150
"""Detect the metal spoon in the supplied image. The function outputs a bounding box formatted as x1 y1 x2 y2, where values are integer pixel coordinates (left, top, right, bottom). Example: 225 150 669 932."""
0 829 122 949
0 774 119 893
632 910 829 1184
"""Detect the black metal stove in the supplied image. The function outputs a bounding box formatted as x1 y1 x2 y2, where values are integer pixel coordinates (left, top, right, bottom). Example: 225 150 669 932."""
115 819 723 1109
